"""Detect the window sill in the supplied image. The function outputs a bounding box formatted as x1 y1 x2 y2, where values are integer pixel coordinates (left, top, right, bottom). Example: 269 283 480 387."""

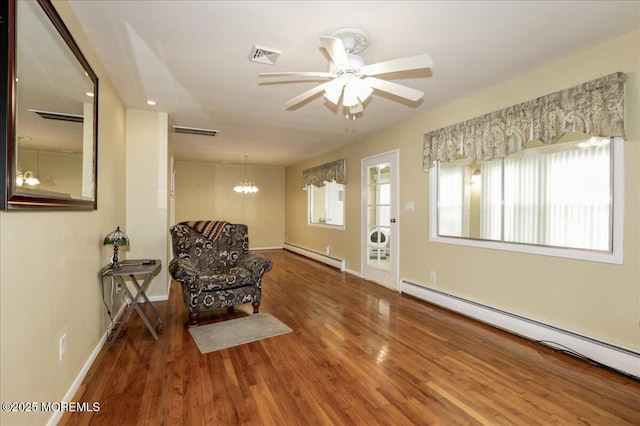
308 222 345 231
429 235 623 264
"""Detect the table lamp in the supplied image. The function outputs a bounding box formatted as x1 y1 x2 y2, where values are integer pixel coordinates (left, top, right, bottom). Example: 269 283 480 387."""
103 226 130 268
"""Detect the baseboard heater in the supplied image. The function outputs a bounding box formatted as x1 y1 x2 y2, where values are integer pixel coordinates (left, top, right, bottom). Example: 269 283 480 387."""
283 243 346 271
400 279 640 379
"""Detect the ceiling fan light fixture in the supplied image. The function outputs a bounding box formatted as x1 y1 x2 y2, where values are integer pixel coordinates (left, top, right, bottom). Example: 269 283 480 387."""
350 78 374 102
344 101 364 120
342 83 359 107
349 102 364 115
323 78 345 105
260 27 433 117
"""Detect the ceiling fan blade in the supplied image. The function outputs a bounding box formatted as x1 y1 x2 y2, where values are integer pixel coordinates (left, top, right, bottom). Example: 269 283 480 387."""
320 36 349 65
361 54 434 76
285 80 337 107
364 77 425 101
260 71 332 78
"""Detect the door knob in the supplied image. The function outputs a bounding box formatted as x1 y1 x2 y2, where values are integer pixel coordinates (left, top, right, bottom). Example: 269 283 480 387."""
390 218 397 223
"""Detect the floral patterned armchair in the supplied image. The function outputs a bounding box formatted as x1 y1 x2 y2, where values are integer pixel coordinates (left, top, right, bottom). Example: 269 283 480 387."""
169 221 272 326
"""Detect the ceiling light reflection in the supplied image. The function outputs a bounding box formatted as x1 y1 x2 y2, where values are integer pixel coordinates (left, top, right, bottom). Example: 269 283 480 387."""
376 345 389 365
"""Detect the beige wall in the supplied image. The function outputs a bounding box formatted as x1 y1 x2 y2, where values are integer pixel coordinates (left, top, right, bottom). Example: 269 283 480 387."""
285 30 640 352
174 161 285 249
0 2 127 425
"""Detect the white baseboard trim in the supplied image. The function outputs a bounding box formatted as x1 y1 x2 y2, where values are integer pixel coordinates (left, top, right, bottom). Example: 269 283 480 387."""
400 279 640 379
252 246 283 251
283 243 346 271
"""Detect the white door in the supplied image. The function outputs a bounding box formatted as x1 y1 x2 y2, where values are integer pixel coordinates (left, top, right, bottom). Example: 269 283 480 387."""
361 151 399 290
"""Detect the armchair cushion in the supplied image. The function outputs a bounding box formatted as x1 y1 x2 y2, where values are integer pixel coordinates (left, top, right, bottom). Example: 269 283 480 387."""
198 266 253 291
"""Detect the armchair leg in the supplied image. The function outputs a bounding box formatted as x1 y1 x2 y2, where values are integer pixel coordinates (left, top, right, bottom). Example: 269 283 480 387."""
252 300 260 314
188 312 200 327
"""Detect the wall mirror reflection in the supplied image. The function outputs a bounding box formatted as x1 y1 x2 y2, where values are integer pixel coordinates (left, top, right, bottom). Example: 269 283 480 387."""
303 159 346 228
2 0 98 210
307 181 345 227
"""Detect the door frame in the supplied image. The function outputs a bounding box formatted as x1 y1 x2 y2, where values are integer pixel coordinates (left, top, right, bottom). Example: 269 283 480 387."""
361 150 400 290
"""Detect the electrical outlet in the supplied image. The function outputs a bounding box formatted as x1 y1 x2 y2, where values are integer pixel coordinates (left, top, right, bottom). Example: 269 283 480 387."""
59 334 67 361
430 271 437 283
325 245 331 256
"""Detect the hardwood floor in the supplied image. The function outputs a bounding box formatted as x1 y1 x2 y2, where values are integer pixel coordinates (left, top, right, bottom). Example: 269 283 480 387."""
61 249 640 425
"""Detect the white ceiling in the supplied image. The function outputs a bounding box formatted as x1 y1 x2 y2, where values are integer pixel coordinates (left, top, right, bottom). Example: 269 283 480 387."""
67 1 640 167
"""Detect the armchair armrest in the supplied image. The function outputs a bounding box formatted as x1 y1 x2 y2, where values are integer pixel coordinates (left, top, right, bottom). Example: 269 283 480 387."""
236 252 273 282
169 257 199 288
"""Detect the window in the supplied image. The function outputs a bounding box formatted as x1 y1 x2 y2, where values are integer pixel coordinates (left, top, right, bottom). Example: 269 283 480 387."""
307 181 345 227
431 137 624 263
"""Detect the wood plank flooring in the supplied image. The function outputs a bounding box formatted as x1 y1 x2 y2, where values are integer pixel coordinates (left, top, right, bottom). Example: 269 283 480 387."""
60 249 640 425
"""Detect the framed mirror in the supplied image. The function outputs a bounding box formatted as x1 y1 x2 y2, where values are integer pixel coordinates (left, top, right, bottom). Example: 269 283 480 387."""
1 0 98 210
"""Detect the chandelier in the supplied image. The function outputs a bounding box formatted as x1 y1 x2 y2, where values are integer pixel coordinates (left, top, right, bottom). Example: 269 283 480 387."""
233 155 259 194
16 167 40 187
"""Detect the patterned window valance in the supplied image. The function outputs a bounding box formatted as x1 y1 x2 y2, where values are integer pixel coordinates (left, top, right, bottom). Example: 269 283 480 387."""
423 72 626 170
302 159 346 187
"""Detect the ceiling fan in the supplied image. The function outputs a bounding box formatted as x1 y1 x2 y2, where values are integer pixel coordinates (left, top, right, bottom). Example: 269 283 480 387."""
259 28 433 118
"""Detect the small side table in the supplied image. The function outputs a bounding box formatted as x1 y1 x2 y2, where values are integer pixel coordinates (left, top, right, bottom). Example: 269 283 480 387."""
101 259 163 347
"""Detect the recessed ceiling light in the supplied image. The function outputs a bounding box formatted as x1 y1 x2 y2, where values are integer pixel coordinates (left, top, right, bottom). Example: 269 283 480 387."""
85 92 94 97
146 100 157 106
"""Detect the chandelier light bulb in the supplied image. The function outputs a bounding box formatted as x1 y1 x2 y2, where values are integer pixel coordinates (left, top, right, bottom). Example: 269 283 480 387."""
16 168 39 187
234 155 259 194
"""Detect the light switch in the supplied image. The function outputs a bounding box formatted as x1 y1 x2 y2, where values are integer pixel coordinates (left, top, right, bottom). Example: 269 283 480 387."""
405 201 415 211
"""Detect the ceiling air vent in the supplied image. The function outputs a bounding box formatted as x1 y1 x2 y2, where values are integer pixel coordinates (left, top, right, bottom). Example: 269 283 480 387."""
172 125 219 137
249 44 281 65
28 108 83 123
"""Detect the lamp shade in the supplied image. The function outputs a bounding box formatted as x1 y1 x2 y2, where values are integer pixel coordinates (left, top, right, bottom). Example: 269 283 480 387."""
103 226 129 268
103 226 130 247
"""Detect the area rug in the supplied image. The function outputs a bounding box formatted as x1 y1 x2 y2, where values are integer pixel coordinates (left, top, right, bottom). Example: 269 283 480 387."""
189 313 292 354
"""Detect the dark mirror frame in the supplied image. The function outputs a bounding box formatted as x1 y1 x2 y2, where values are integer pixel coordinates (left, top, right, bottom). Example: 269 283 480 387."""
1 0 98 210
